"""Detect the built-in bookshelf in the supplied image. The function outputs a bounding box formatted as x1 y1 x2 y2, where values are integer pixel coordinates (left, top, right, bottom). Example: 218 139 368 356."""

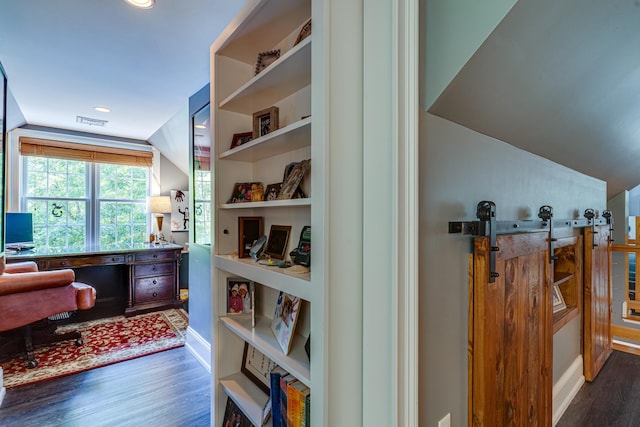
210 0 316 425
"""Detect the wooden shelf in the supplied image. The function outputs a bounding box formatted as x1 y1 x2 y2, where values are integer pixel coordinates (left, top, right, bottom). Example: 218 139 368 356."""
553 305 579 334
220 314 311 387
220 372 272 427
219 117 311 162
220 198 311 210
215 254 311 300
219 37 311 114
553 271 573 286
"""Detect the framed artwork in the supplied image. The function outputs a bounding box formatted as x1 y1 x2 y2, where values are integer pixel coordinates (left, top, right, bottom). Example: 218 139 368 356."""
222 397 253 427
265 183 281 201
252 106 279 139
170 190 189 232
271 291 301 355
265 225 292 260
227 278 254 315
238 216 264 258
278 159 310 200
241 342 277 395
228 182 263 203
230 131 253 150
553 285 567 313
294 19 312 46
255 49 280 75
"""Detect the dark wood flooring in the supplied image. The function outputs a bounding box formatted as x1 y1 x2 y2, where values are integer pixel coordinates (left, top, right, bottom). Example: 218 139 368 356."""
0 346 210 426
558 350 640 427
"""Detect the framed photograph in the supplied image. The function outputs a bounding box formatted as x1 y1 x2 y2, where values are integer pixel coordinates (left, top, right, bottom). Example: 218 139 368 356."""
265 225 292 260
252 106 279 139
278 159 310 200
238 216 264 258
255 49 280 75
170 190 189 232
265 183 281 201
241 342 277 395
230 131 253 150
227 278 254 315
271 291 302 354
222 397 253 427
553 285 567 313
294 19 312 46
228 182 262 203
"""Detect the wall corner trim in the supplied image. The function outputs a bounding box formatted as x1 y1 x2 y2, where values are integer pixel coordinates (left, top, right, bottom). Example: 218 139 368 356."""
185 326 211 373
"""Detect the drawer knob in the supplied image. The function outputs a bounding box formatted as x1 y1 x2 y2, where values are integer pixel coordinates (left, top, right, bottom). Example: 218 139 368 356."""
112 257 116 262
61 261 66 266
153 279 157 285
153 254 158 258
152 266 157 271
152 292 158 298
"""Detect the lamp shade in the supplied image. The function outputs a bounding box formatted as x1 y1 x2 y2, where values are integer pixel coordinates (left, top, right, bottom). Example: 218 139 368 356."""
147 196 171 214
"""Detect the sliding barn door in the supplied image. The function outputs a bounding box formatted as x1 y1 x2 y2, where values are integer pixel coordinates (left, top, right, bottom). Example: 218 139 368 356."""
583 225 612 381
471 232 552 427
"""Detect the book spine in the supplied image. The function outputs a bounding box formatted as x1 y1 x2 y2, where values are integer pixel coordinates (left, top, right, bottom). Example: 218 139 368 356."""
270 370 283 427
288 384 301 427
280 376 290 427
300 392 310 427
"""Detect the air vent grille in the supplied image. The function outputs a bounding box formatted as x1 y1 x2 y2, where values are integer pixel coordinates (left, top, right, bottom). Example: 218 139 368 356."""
76 116 108 127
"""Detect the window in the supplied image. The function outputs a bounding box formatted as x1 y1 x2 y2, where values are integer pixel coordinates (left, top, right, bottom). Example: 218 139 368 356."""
19 137 152 250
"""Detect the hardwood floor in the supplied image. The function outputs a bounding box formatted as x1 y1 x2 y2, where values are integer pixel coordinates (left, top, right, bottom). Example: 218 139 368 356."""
558 350 640 427
0 346 210 426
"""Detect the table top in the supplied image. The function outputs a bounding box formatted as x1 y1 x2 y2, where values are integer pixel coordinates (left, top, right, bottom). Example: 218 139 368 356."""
6 242 183 259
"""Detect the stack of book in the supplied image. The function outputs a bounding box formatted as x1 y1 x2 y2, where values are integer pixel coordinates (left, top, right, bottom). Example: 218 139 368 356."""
270 366 311 427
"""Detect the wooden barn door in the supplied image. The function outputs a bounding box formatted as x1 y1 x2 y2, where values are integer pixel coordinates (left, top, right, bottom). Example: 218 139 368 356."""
583 224 612 381
470 231 552 427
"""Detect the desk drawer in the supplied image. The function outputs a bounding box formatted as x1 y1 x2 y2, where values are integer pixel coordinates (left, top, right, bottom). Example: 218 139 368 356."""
135 250 178 262
133 262 174 277
48 255 126 269
134 275 174 303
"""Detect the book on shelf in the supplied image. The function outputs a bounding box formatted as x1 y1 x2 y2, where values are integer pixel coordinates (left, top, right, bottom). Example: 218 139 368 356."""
288 381 310 427
300 387 311 427
280 374 298 427
270 366 288 427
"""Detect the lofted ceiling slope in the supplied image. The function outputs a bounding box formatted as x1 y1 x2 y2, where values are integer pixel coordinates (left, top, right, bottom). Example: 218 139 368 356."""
0 0 243 142
429 0 640 199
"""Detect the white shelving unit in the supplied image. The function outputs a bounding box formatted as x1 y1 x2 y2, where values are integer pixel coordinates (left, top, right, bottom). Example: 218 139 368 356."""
210 0 316 425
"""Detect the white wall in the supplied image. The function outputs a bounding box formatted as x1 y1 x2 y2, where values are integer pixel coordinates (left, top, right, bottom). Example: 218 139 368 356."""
419 112 607 426
148 102 189 176
159 154 189 247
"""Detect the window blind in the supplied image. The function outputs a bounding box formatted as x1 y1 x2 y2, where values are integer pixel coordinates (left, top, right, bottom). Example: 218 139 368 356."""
19 137 153 168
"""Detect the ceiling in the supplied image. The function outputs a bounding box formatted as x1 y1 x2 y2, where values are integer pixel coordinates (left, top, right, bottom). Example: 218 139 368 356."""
430 0 640 199
0 0 244 141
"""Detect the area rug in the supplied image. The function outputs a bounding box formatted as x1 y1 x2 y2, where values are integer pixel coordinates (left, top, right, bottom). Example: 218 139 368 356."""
1 308 188 388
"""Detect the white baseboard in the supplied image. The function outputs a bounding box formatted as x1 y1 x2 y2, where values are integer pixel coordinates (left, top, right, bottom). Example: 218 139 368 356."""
552 355 584 426
185 326 211 373
0 368 5 407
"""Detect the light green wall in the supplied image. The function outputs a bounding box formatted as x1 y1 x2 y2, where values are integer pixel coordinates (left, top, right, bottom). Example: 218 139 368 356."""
424 0 517 109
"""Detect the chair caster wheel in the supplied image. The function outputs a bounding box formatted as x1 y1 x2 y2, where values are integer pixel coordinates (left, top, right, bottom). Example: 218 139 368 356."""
25 360 38 369
75 339 83 346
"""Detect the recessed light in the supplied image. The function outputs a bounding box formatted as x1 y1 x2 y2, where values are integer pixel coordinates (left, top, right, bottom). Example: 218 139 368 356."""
195 124 206 129
123 0 155 9
94 106 111 113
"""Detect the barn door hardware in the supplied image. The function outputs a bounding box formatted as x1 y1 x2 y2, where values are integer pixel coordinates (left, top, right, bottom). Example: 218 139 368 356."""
584 208 599 248
538 205 556 263
603 209 614 244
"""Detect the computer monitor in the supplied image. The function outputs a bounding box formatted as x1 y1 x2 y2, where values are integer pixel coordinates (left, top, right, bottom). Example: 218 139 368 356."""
5 212 34 251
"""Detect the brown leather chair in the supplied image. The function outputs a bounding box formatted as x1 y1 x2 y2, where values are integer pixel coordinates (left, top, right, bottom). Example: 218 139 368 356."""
0 258 96 368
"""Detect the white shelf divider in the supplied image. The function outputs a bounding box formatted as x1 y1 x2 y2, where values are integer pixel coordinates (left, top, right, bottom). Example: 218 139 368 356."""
219 37 311 114
220 372 273 427
219 117 311 162
220 314 311 387
216 254 311 301
220 198 311 210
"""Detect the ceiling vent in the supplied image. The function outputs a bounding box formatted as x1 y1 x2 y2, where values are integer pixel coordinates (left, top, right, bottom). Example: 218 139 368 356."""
76 116 108 127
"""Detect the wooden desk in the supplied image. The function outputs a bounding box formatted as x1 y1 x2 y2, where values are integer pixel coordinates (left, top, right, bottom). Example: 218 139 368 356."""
7 243 183 319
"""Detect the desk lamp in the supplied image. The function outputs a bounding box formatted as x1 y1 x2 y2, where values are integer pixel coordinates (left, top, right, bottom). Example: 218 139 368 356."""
147 196 171 243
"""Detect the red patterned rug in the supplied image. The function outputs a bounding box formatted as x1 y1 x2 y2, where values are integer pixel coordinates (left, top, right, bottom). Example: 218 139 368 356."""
1 309 188 389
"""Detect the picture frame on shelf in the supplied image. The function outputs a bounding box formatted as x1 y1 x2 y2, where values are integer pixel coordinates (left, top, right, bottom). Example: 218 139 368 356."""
553 285 567 313
278 159 310 200
230 131 253 150
222 397 253 427
227 278 254 315
265 225 292 260
265 183 282 201
241 342 278 395
238 217 264 258
294 19 312 46
252 106 279 139
255 49 281 75
228 182 263 203
271 291 302 355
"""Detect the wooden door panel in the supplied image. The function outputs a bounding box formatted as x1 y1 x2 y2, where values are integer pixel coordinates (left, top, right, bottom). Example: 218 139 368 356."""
584 225 612 381
471 232 551 426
